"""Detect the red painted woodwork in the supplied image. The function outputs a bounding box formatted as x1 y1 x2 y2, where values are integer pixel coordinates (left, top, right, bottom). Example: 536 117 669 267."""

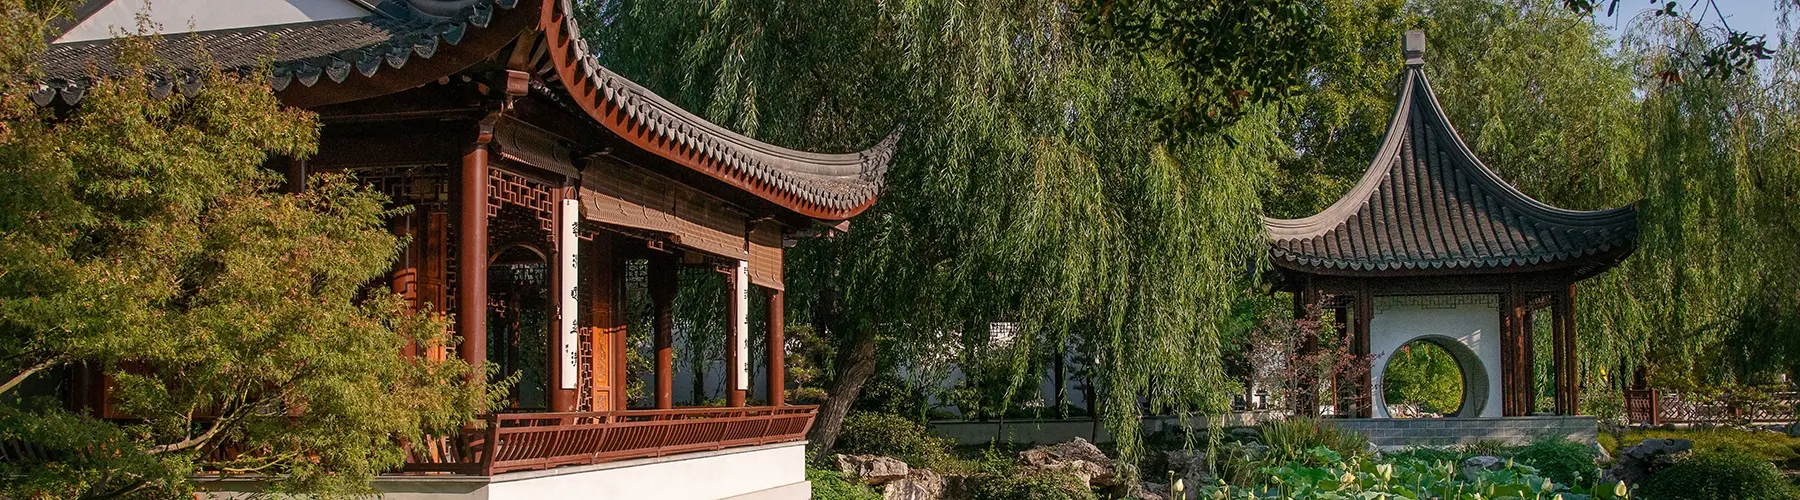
650 253 677 409
401 406 818 476
767 289 785 406
458 143 491 382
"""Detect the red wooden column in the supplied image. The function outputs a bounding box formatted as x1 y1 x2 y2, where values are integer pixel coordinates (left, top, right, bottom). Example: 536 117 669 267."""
1521 306 1537 415
392 213 419 358
766 288 785 407
456 139 490 381
649 252 677 409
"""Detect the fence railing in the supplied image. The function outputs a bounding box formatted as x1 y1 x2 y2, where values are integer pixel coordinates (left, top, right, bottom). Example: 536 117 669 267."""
401 405 817 476
1625 389 1798 426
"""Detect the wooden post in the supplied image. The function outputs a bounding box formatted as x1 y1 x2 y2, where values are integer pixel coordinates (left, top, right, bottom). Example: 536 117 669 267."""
1353 284 1373 418
1522 306 1537 415
767 288 785 407
650 252 677 409
393 213 418 358
284 157 307 194
1553 284 1578 415
456 140 489 382
1500 284 1524 417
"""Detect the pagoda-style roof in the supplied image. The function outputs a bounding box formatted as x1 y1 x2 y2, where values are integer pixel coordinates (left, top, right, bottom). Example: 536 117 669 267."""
1264 36 1636 279
33 0 896 222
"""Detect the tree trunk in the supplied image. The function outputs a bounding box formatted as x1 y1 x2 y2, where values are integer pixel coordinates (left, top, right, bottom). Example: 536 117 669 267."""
806 329 878 460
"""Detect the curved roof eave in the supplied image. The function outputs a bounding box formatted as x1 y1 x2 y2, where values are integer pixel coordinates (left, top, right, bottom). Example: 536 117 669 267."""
538 0 899 222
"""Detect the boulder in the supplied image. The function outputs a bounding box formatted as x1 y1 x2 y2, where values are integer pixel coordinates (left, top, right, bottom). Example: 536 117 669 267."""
1163 449 1210 488
883 469 946 500
1461 455 1507 481
1606 438 1692 486
1787 421 1800 438
1018 437 1122 487
1127 481 1170 500
1228 427 1261 443
836 454 911 485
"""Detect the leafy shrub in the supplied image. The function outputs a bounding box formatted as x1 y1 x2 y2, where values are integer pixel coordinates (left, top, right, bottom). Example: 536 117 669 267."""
1604 427 1800 464
807 466 883 500
1512 438 1598 487
836 411 956 467
1458 438 1516 458
1638 448 1800 500
1259 418 1371 467
1198 452 1610 499
1382 446 1464 464
968 469 1098 500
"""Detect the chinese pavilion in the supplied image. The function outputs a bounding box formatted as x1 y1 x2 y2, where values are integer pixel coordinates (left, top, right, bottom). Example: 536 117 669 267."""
39 0 897 498
1266 32 1637 422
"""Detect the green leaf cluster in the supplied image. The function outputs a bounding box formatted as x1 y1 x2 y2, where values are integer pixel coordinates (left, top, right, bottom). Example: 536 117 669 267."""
0 3 490 498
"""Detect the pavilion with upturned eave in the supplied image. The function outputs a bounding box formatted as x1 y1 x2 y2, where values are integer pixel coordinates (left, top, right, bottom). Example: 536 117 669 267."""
1265 31 1637 431
36 0 898 498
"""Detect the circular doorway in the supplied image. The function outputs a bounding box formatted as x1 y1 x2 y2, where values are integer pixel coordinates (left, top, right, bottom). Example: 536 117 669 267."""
1379 336 1487 418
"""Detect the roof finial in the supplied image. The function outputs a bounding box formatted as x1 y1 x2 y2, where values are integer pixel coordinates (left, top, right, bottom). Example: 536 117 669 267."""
1404 30 1426 67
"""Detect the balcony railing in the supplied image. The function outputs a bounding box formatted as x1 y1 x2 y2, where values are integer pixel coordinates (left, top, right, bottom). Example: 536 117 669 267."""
401 405 818 476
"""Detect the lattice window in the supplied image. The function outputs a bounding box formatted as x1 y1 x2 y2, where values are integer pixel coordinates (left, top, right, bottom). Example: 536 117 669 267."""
488 168 556 233
345 165 450 208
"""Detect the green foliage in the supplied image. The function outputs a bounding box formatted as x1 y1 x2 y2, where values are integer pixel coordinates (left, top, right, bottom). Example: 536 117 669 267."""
1381 341 1465 416
806 466 884 500
584 0 1276 471
0 4 489 498
835 412 956 468
1512 438 1600 487
1199 452 1596 500
1071 0 1329 138
1602 428 1800 465
1638 448 1800 500
1259 419 1371 468
967 468 1098 500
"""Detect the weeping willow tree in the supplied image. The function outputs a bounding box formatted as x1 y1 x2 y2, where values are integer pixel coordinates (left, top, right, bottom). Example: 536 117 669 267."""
1583 7 1800 391
580 0 1287 466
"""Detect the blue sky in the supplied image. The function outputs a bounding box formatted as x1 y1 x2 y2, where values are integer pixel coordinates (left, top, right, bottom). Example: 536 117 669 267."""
1594 0 1788 43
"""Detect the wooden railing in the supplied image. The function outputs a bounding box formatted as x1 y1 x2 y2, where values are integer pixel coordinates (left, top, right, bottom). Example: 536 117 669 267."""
1626 389 1798 426
401 405 817 476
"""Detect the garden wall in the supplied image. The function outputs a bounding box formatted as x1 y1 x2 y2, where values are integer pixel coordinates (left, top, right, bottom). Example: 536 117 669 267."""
1325 416 1598 448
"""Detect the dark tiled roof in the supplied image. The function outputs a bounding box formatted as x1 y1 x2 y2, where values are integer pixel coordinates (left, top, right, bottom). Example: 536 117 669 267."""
1264 67 1637 276
32 0 518 105
544 0 896 217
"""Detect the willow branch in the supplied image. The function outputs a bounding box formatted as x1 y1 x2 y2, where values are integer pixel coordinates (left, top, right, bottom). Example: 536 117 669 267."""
0 356 62 395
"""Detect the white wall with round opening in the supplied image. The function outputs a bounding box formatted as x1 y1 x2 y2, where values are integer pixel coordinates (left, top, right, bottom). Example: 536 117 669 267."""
1368 295 1501 418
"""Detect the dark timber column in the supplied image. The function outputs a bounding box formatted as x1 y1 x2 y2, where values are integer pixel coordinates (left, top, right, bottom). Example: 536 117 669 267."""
456 139 490 381
767 288 785 407
649 252 677 409
1353 284 1373 418
284 158 307 194
1500 284 1525 416
1553 284 1578 415
1292 281 1320 417
1522 306 1537 415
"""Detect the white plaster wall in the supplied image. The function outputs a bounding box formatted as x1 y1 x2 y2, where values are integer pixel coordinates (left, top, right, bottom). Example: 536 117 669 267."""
1368 295 1502 418
485 442 809 500
57 0 372 43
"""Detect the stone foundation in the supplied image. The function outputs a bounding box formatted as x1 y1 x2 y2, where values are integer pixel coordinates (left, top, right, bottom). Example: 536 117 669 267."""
1325 416 1597 448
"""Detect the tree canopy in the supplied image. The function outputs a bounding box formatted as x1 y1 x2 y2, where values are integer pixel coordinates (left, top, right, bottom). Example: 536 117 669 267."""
0 2 489 497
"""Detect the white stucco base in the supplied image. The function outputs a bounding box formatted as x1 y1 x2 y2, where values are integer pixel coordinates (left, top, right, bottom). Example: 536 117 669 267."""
1368 295 1502 418
196 441 811 500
